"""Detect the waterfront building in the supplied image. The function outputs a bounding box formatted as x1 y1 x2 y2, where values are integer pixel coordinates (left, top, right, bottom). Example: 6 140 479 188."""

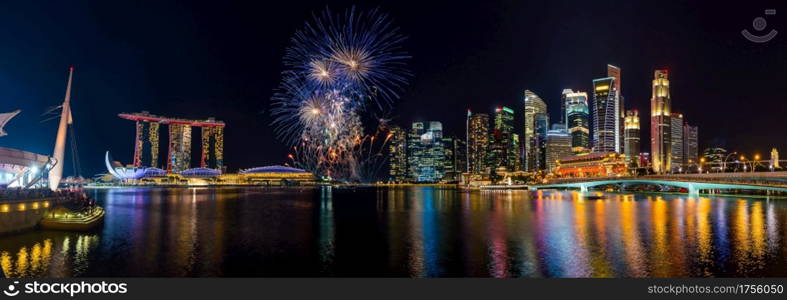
442 137 467 182
683 124 699 168
591 76 620 153
387 125 408 182
534 113 550 171
772 148 780 169
489 106 518 171
545 124 572 172
554 152 628 178
467 111 490 174
118 112 225 172
650 70 672 174
624 110 640 168
670 113 684 172
607 64 625 154
565 90 590 154
523 90 547 171
407 121 445 182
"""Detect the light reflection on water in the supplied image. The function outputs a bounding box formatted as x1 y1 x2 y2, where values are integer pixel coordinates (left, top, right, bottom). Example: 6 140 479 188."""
0 186 786 277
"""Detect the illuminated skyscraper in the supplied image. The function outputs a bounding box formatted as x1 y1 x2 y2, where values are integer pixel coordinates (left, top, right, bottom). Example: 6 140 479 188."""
607 65 625 154
592 77 620 153
467 111 490 174
565 90 590 154
524 90 547 171
545 124 572 172
670 113 684 172
407 121 444 182
534 113 549 171
683 124 698 168
624 110 640 168
387 125 408 182
560 89 572 126
650 69 672 174
489 106 518 171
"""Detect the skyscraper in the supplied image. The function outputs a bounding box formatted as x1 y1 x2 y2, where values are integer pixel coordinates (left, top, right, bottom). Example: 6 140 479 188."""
387 125 408 182
607 64 625 154
524 90 547 171
683 123 698 168
624 110 640 168
650 69 672 174
407 121 445 182
591 77 620 153
489 106 517 171
560 89 572 126
565 90 590 154
670 113 684 172
534 113 549 171
442 137 467 182
545 124 572 172
467 111 490 174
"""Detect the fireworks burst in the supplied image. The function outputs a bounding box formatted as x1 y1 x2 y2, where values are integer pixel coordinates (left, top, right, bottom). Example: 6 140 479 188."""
270 7 410 182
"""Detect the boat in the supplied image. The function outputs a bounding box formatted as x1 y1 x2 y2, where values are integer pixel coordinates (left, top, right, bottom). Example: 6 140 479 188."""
40 205 104 231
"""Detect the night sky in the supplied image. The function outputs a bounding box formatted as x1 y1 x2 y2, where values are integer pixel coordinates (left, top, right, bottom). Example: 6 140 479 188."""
1 0 786 176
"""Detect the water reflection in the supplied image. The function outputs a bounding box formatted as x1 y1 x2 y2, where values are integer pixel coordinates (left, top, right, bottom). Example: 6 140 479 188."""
0 187 785 277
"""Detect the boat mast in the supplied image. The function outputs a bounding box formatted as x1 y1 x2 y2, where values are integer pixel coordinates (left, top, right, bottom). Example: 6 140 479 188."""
48 66 74 191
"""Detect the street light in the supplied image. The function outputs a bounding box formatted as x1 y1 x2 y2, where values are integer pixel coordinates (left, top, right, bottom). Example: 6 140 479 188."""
722 152 738 173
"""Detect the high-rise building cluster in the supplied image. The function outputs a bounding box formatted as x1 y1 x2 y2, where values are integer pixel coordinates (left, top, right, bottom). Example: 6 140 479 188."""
387 64 703 182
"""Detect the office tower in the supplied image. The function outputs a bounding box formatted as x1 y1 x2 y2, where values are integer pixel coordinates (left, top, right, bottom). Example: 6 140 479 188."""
771 148 780 168
387 125 408 182
670 113 684 172
565 90 590 154
591 76 620 153
624 110 640 167
683 124 698 168
560 89 573 126
442 137 467 182
524 90 547 171
511 133 521 171
467 111 490 174
607 64 625 154
407 121 444 182
489 106 517 171
534 113 549 171
545 124 572 172
650 69 672 174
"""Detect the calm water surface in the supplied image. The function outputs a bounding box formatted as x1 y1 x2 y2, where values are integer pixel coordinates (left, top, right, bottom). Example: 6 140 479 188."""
1 186 787 277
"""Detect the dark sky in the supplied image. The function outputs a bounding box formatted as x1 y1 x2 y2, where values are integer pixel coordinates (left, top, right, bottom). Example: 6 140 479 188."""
1 0 786 176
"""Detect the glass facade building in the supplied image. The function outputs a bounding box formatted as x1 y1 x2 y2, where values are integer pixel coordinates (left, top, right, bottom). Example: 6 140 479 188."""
564 90 590 154
591 77 620 154
545 124 572 172
407 121 445 182
670 113 684 172
387 125 408 182
524 90 547 171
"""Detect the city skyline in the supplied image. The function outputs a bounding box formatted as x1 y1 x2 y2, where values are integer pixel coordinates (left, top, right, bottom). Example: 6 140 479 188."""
2 1 786 176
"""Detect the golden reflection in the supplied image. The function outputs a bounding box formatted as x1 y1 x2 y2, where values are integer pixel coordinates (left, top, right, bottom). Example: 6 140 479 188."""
620 199 646 276
750 201 766 265
695 197 713 275
1 235 95 278
650 197 669 276
732 199 751 273
590 199 612 277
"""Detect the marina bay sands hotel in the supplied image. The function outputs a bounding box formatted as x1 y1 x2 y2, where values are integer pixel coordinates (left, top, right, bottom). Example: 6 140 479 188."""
119 111 224 172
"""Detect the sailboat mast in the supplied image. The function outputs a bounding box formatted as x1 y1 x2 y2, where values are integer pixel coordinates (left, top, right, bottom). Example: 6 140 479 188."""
48 66 74 191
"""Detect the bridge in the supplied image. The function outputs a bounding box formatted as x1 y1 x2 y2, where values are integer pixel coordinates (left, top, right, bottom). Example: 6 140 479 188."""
530 172 787 196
